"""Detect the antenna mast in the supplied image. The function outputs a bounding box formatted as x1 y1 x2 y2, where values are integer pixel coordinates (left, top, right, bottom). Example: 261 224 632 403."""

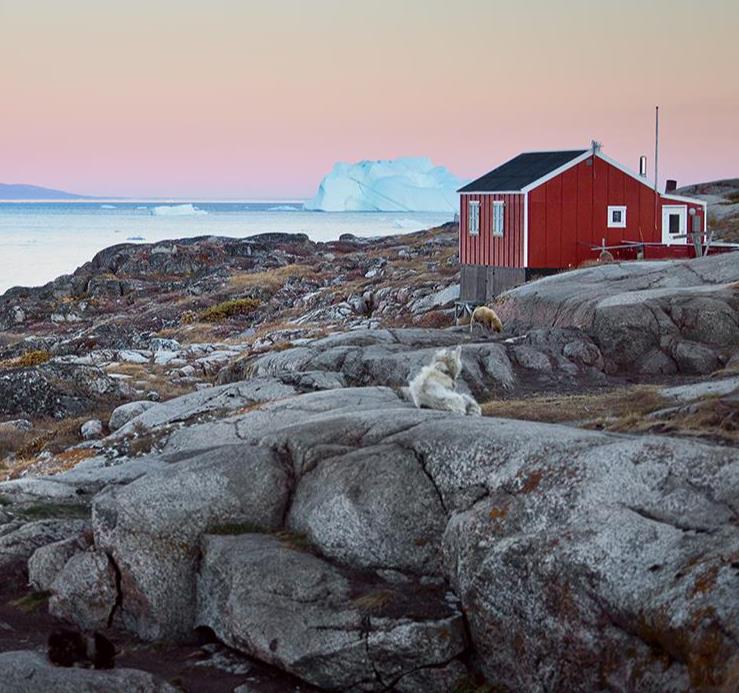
654 106 659 232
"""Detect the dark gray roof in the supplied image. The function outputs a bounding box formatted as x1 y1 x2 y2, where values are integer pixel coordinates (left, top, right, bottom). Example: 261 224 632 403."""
458 150 588 192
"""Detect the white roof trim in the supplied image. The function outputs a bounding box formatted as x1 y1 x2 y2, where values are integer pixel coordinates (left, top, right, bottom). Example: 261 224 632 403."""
661 193 707 206
518 148 589 154
520 150 594 193
459 191 523 195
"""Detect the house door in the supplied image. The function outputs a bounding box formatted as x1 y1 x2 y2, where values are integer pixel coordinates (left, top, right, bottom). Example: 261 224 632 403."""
661 205 687 245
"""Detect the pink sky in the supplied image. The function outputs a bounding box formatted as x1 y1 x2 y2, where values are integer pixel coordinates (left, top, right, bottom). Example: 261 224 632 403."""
1 0 737 199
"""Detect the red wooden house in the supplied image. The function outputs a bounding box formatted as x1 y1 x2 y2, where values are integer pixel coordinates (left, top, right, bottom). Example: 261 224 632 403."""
457 144 709 301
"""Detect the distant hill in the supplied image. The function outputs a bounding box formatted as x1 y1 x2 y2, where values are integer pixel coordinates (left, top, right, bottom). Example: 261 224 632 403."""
0 183 91 200
676 178 739 243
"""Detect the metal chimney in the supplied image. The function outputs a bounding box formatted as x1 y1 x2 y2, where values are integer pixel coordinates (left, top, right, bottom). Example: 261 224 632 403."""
665 179 677 193
639 156 647 177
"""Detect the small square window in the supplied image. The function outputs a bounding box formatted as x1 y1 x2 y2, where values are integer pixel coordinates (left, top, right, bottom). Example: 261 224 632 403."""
608 205 627 228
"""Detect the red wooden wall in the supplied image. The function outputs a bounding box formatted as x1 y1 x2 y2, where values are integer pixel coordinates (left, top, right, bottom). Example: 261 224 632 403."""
459 193 524 267
527 155 705 268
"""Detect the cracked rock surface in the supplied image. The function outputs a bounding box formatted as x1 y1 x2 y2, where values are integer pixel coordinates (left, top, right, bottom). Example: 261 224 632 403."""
2 380 736 691
497 253 739 374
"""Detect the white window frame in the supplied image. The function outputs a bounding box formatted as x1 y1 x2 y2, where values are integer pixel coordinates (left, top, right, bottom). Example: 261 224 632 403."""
608 205 627 228
468 201 480 236
661 205 687 246
492 200 505 236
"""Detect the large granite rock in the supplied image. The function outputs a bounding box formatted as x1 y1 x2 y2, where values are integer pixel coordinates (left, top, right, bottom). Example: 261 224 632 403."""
92 445 290 639
222 328 516 398
36 385 738 690
196 534 467 691
497 253 739 374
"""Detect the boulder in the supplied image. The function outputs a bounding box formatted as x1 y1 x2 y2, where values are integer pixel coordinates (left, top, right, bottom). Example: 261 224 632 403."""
0 418 32 433
28 532 92 592
92 445 290 639
81 419 104 440
49 549 119 630
0 650 176 693
0 363 123 418
288 441 447 574
497 253 739 374
235 328 514 398
196 534 467 691
0 519 89 572
108 400 159 431
440 434 739 691
109 378 299 438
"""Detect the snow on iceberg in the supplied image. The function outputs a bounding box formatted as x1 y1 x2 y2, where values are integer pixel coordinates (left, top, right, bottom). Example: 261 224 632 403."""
151 203 207 216
305 157 465 213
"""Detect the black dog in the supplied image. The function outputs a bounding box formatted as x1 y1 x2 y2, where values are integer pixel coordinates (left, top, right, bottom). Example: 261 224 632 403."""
48 628 116 669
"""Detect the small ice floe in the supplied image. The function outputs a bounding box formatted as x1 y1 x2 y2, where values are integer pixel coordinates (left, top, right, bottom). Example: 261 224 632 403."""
268 205 300 211
151 203 207 216
100 204 117 209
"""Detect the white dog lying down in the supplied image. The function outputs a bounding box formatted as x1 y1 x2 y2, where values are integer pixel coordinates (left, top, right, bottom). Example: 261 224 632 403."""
408 345 481 416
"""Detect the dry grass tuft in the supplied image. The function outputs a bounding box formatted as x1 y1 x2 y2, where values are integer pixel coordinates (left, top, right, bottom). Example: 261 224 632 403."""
4 447 97 480
0 350 51 370
482 385 737 444
481 386 666 424
200 297 261 322
227 264 316 292
3 415 91 460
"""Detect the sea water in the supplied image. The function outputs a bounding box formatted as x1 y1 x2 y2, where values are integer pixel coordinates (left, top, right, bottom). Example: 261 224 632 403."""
0 202 451 295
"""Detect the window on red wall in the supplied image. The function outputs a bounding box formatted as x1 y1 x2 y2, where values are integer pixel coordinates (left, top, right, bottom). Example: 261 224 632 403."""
492 201 504 236
608 205 627 228
468 201 480 236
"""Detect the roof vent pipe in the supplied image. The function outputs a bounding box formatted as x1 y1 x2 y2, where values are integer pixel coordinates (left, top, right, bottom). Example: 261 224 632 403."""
639 156 647 177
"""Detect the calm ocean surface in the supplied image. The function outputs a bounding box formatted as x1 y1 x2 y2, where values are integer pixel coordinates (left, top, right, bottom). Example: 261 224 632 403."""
0 202 451 295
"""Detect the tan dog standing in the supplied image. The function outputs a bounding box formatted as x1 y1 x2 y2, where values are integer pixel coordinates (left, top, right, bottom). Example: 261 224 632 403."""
469 306 503 334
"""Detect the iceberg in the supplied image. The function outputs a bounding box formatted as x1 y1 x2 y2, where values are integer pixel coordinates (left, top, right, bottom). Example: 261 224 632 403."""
305 157 464 213
151 204 207 216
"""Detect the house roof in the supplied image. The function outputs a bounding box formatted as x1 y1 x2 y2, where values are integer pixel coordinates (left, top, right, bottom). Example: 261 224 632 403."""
458 150 588 193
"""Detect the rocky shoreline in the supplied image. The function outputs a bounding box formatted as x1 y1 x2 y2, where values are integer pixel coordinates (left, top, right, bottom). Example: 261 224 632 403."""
0 226 737 691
